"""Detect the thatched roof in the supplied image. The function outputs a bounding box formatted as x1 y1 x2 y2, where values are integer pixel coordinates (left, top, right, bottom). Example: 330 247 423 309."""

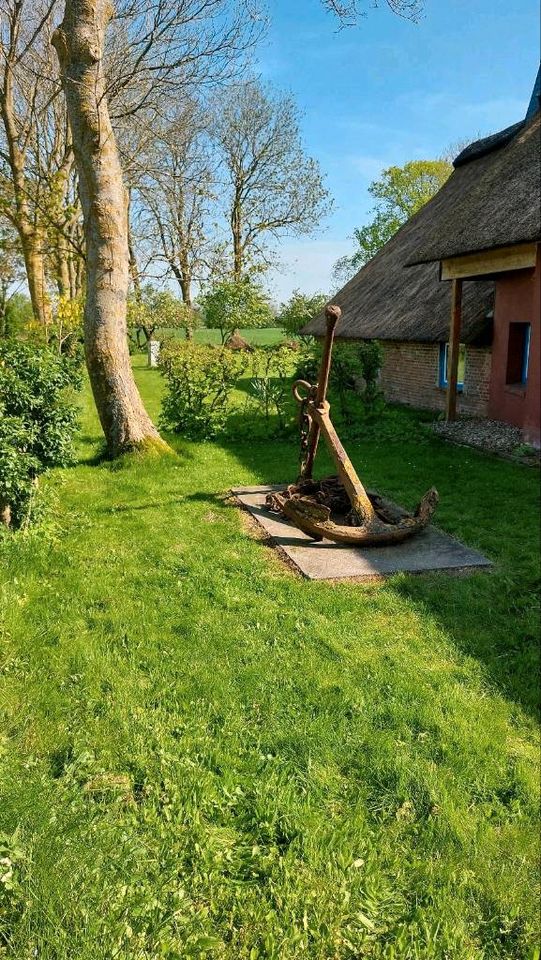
304 83 541 344
302 198 495 344
225 332 253 351
407 110 541 266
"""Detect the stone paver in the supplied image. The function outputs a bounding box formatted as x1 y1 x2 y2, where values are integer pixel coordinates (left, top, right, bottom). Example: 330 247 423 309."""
233 485 492 581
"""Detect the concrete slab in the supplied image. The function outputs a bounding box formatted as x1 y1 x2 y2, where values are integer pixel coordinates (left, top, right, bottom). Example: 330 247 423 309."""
232 485 492 581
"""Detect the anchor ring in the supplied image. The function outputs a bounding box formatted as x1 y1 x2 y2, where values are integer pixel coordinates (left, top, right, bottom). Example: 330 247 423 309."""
292 379 314 404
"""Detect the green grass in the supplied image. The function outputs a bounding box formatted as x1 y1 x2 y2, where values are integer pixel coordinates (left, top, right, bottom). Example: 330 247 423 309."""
155 326 285 346
0 356 539 959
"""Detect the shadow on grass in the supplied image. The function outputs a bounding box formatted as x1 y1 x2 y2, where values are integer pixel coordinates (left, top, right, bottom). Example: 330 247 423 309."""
75 435 108 466
220 429 540 721
98 498 187 515
392 572 540 720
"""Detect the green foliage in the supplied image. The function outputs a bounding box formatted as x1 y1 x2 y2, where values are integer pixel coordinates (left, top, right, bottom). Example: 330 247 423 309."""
159 340 247 439
0 829 28 939
200 278 274 344
247 343 298 432
0 415 40 526
295 338 384 423
278 290 327 339
127 286 197 349
0 293 33 340
357 339 384 410
0 341 81 527
334 159 452 282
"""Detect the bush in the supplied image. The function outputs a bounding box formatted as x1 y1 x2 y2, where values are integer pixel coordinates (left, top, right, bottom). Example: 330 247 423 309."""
0 341 81 528
295 338 384 422
159 340 247 439
357 339 384 412
247 343 298 433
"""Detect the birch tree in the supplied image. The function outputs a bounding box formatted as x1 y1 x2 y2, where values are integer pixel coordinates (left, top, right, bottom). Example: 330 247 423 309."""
212 81 331 279
133 102 221 308
52 0 260 456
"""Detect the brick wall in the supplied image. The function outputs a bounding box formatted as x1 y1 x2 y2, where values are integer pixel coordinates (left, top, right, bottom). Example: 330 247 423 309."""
379 341 492 417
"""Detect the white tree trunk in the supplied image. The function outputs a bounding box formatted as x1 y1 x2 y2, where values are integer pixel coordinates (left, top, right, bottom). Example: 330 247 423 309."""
52 0 169 456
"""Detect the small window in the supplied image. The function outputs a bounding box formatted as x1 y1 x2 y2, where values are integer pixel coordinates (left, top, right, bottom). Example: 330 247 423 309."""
439 342 465 391
506 323 531 386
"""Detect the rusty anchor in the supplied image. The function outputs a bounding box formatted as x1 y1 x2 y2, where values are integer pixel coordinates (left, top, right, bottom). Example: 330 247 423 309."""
266 305 439 545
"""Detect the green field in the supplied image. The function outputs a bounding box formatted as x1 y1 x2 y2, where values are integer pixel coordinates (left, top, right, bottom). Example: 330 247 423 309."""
155 327 286 346
195 327 285 346
0 356 539 959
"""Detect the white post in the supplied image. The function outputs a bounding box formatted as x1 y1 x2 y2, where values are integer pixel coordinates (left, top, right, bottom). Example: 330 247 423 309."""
148 340 160 368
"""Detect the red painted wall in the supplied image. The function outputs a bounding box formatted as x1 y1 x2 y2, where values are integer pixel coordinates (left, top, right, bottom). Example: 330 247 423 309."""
488 245 541 447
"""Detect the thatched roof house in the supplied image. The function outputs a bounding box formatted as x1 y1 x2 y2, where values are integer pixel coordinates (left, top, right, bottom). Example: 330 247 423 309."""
302 205 495 346
304 68 540 442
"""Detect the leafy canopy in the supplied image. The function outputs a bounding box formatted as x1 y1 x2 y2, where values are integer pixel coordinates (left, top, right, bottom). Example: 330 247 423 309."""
278 290 327 339
334 159 452 283
200 278 274 344
127 286 197 343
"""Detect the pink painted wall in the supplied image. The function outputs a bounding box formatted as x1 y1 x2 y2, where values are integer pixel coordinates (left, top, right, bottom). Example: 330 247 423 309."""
488 245 541 447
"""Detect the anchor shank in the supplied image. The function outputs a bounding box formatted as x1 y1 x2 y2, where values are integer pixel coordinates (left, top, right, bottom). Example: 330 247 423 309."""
310 405 377 523
301 305 341 480
316 306 340 406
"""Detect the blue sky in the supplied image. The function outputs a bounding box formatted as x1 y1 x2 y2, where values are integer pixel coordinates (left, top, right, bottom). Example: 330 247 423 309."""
258 0 540 302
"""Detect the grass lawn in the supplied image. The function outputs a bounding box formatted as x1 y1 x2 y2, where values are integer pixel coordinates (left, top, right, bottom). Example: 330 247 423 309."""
0 356 539 959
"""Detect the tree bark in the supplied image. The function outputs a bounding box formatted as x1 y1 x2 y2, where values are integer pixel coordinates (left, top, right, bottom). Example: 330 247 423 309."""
0 75 52 326
52 0 168 456
231 192 243 280
55 234 72 297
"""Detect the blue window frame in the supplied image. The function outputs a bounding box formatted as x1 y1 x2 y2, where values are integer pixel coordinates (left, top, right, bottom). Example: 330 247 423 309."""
506 323 531 386
439 342 465 391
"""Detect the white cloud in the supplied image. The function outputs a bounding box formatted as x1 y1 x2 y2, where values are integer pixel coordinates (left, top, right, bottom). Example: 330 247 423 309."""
396 90 528 138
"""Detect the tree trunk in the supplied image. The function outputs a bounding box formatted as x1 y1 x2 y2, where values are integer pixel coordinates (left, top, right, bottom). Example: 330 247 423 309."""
179 274 192 308
231 196 243 281
127 197 143 303
71 236 86 299
52 0 169 457
0 61 52 328
56 234 72 297
19 229 52 327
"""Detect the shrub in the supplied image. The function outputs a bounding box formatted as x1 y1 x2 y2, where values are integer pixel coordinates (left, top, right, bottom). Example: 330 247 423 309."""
160 340 247 439
248 343 297 432
294 338 384 422
0 341 81 528
357 339 384 412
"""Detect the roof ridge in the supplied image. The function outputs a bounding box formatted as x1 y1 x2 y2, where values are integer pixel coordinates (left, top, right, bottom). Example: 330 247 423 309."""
453 121 524 168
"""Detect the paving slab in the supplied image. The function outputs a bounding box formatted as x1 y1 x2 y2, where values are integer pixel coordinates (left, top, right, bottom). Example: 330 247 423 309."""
232 485 492 581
